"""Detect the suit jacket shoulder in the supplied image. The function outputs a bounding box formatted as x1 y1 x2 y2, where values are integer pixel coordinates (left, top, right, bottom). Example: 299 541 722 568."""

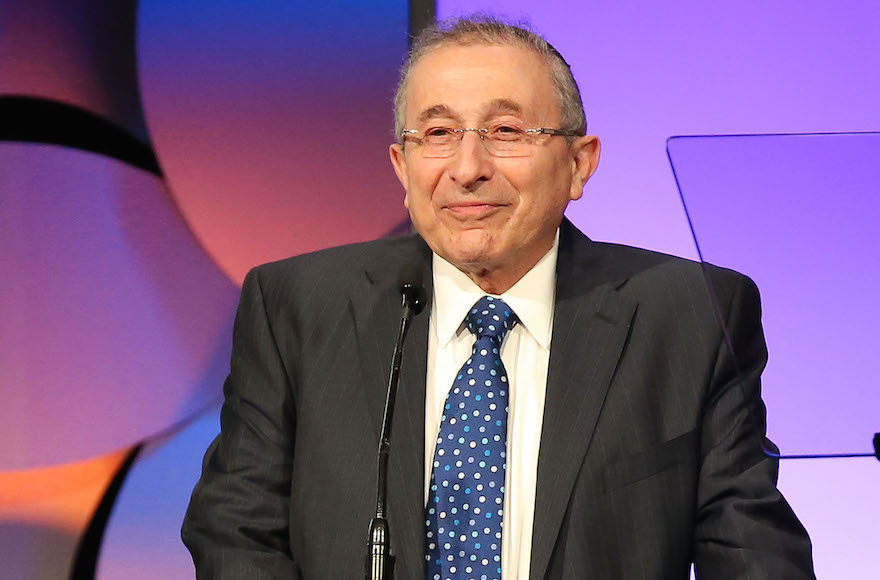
251 232 429 306
556 220 755 321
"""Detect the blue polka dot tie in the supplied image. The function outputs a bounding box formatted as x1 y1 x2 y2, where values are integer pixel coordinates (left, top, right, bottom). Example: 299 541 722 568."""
426 296 517 580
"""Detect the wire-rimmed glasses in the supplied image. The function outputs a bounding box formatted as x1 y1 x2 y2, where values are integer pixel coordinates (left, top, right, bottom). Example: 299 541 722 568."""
400 122 581 158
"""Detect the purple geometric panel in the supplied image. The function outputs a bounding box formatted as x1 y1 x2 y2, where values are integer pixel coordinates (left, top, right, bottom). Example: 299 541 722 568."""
136 0 410 284
667 132 880 457
0 144 236 470
668 132 879 577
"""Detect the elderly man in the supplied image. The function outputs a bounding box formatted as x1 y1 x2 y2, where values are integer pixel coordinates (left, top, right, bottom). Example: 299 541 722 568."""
182 16 814 580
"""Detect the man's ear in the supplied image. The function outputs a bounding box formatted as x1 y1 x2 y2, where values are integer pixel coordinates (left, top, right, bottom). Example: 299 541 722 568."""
569 135 601 201
389 143 408 191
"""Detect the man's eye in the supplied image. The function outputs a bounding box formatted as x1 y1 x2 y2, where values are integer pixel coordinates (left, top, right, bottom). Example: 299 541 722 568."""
489 125 525 140
425 127 454 138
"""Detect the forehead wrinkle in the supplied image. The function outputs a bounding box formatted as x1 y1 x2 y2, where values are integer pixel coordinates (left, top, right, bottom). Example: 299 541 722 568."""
416 98 527 128
482 98 523 117
417 104 460 125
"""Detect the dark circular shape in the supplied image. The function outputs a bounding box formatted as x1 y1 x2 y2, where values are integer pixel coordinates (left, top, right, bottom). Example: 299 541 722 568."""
137 1 411 284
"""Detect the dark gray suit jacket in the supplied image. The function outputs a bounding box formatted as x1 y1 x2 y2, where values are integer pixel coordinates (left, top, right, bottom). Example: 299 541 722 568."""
182 220 814 579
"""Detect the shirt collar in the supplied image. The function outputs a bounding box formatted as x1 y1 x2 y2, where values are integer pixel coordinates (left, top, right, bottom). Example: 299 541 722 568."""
432 231 558 350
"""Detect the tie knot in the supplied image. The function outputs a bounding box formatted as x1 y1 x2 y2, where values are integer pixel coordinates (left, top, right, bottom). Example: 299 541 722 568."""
465 296 517 343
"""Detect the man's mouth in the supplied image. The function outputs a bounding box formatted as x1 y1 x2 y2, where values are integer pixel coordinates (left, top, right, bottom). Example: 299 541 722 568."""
445 202 504 217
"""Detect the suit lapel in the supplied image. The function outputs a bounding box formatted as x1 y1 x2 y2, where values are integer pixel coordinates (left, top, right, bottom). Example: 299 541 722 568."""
529 222 637 580
350 236 432 579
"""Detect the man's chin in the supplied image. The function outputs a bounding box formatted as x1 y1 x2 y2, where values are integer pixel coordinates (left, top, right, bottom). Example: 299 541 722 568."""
442 243 501 274
425 228 507 272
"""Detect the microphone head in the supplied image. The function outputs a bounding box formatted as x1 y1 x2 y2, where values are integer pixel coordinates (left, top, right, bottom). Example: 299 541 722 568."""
397 264 426 314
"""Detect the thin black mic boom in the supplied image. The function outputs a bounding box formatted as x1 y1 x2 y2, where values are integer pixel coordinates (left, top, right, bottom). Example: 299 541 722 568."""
365 265 425 580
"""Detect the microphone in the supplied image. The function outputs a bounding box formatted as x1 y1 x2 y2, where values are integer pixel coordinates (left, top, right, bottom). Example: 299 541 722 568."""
398 263 426 315
365 265 426 580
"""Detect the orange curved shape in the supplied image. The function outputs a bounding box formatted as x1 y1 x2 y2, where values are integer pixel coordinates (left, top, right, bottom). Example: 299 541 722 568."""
0 448 128 528
0 448 130 577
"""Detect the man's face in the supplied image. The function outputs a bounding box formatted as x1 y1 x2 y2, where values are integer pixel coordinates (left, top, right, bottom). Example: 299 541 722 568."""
390 43 599 286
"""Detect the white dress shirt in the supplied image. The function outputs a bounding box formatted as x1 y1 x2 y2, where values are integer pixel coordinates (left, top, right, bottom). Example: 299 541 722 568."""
425 233 558 580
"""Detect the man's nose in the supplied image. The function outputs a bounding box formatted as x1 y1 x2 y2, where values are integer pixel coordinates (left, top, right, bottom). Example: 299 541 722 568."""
447 131 495 189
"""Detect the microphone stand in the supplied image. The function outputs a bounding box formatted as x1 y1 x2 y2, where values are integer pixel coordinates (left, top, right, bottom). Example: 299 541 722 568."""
365 279 424 580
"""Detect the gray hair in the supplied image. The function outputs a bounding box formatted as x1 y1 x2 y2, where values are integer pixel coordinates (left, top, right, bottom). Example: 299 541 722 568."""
393 15 587 142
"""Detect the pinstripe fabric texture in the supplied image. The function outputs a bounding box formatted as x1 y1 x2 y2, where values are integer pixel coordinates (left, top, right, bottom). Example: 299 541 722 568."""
182 219 815 579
